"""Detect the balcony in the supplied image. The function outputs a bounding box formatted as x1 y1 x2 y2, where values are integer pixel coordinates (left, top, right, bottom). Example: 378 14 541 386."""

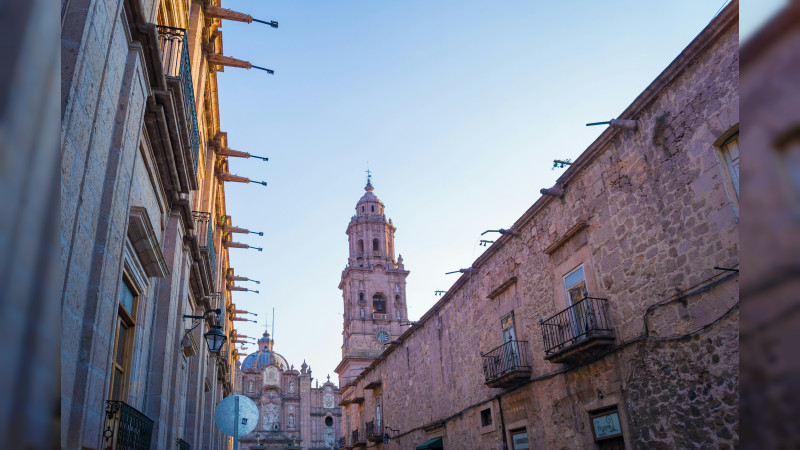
365 420 384 443
191 211 217 295
339 436 352 449
352 429 366 447
540 297 615 364
143 25 199 195
102 400 154 450
372 312 388 320
481 340 532 389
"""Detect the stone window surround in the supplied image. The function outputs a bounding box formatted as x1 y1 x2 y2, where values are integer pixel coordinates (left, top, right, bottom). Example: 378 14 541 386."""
551 242 599 312
478 403 496 434
586 403 630 447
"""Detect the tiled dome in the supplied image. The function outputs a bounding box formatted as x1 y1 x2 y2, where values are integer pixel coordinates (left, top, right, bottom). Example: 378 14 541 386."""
241 330 288 370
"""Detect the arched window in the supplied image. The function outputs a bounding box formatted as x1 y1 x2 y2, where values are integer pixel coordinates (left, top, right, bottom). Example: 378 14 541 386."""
358 240 364 253
373 295 386 313
371 205 375 212
248 380 254 392
373 238 379 252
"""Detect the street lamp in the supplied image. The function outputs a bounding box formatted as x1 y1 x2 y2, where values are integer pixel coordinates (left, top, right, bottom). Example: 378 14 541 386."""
182 308 227 354
204 324 227 354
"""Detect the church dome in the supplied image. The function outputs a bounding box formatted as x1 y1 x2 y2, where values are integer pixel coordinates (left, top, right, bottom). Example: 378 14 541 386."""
241 330 289 371
241 350 288 371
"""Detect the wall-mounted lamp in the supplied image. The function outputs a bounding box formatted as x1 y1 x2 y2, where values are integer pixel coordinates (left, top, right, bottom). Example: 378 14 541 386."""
400 321 421 327
182 309 227 354
481 228 519 236
383 426 399 444
445 268 476 275
479 240 494 247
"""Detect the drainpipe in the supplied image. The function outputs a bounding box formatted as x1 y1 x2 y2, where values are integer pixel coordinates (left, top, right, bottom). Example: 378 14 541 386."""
497 395 508 450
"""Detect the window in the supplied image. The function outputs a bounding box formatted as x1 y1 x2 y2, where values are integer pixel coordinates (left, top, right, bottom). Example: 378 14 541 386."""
564 265 587 306
590 406 625 449
248 380 254 392
480 409 492 427
373 238 379 252
510 428 530 450
358 240 364 253
325 416 334 427
371 205 375 212
373 295 386 313
376 395 382 427
110 276 137 401
720 133 739 199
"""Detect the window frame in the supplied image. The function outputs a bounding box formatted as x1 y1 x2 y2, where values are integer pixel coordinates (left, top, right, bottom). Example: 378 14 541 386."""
109 274 138 401
713 126 740 215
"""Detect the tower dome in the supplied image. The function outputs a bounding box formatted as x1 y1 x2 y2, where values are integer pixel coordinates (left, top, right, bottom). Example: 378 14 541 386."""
356 179 384 216
241 328 288 371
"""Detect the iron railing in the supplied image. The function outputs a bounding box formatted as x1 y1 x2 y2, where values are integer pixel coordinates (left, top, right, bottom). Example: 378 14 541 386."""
103 400 154 450
352 428 362 445
338 436 348 447
192 211 216 278
365 420 383 441
206 217 216 279
156 25 200 174
540 297 614 357
176 438 190 450
480 339 531 383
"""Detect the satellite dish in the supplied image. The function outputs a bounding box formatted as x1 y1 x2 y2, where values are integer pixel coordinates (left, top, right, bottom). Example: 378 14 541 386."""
214 395 259 438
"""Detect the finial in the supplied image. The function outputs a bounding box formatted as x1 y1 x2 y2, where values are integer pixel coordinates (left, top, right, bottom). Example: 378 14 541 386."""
327 374 331 382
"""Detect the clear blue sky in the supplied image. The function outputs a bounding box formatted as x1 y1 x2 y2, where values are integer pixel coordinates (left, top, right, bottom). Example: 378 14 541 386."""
216 0 731 384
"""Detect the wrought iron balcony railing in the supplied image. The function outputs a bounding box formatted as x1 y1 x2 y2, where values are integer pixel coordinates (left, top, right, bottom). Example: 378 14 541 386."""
156 25 200 175
481 339 532 388
103 400 154 450
365 420 383 442
191 211 217 287
176 438 190 450
540 297 615 362
351 428 365 446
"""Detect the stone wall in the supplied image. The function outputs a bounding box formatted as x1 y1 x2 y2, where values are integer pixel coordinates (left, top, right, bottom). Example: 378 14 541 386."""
339 4 739 450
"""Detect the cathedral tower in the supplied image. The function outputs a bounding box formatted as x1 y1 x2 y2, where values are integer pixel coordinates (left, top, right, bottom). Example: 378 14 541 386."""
335 179 409 384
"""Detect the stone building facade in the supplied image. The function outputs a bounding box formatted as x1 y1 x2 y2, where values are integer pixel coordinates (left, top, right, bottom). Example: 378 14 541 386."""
337 3 739 450
61 0 263 448
234 329 343 449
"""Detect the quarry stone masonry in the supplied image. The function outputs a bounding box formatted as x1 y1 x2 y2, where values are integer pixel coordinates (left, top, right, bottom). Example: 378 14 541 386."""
336 3 739 450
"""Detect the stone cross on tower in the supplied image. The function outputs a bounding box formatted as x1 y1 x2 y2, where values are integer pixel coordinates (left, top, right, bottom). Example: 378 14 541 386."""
335 178 410 384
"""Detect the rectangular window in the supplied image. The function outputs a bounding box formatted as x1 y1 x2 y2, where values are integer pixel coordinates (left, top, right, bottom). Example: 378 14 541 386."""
564 265 587 305
480 408 492 427
510 428 529 450
376 395 382 427
591 406 625 449
110 276 137 401
720 134 739 199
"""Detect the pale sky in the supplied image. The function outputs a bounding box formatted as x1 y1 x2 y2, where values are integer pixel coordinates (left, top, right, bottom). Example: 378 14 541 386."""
216 1 732 384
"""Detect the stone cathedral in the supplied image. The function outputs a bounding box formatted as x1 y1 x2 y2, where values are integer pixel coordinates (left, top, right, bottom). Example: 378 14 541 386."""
235 328 342 449
335 179 410 387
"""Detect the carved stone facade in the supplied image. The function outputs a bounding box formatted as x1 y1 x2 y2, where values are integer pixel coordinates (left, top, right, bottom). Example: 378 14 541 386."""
338 3 739 450
236 329 342 449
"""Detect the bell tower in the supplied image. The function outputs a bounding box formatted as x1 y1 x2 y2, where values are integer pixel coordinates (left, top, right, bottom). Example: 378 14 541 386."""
335 177 409 384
